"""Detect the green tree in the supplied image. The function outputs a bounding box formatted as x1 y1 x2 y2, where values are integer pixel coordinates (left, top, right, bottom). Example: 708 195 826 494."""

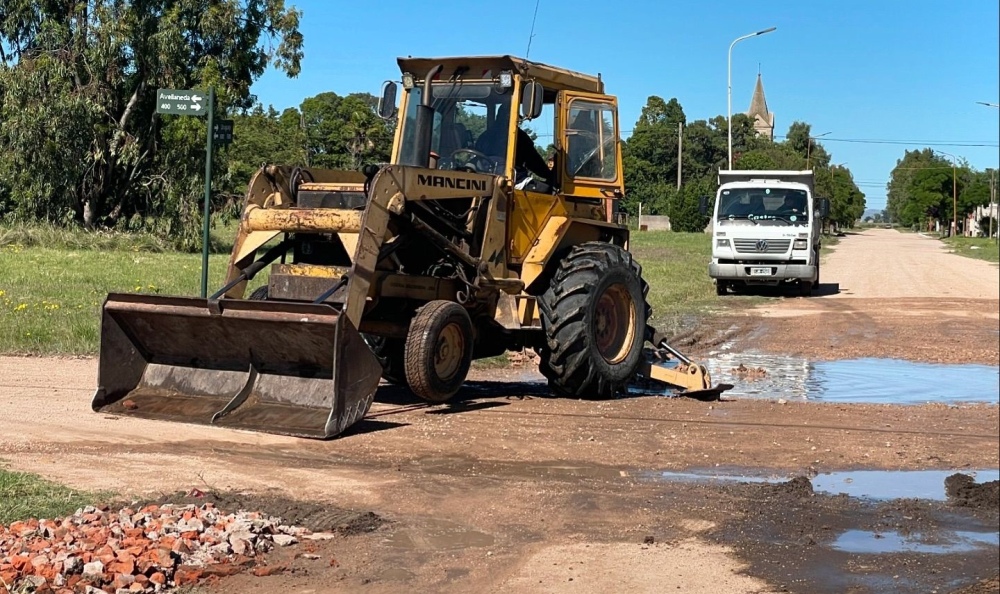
300 92 392 170
0 0 303 244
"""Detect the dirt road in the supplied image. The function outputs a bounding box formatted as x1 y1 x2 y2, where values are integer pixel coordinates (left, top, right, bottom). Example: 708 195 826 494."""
679 229 1000 365
0 228 997 593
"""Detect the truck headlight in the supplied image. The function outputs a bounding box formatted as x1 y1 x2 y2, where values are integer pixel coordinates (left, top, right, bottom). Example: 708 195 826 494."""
716 238 730 248
793 239 808 250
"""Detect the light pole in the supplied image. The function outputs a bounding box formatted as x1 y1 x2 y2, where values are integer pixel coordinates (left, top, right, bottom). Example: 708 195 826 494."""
728 26 776 170
976 101 999 108
935 150 959 237
807 131 831 169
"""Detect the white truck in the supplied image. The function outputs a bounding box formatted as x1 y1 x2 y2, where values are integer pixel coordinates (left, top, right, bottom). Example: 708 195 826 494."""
703 170 829 297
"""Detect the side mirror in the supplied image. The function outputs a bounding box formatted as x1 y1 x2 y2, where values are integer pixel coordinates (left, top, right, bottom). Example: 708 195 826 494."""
520 80 544 120
819 197 831 219
698 196 710 216
377 80 398 120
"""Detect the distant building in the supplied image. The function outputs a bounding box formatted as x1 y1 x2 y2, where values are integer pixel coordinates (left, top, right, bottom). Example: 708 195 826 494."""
746 73 774 140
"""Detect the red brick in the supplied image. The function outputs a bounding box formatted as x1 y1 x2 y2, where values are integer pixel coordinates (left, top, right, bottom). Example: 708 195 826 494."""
9 555 31 571
252 564 287 577
133 574 149 586
148 572 166 586
201 563 242 578
107 559 135 576
232 555 256 567
112 573 135 590
128 583 145 593
174 566 203 586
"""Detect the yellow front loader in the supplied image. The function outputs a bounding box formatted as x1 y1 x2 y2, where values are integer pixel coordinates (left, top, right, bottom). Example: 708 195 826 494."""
93 56 730 439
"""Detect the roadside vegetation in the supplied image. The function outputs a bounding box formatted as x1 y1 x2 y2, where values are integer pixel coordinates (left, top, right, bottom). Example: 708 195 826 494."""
0 468 97 524
0 228 759 356
942 236 1000 263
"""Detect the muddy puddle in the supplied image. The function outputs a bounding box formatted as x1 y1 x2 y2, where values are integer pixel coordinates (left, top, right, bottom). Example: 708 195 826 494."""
704 351 1000 404
650 468 1000 501
384 518 494 551
832 529 999 554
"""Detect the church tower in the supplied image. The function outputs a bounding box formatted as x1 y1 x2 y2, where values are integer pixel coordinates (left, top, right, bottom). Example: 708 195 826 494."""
746 73 774 140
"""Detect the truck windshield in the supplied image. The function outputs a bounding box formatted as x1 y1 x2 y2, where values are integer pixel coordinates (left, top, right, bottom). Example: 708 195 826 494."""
717 188 810 224
398 82 512 174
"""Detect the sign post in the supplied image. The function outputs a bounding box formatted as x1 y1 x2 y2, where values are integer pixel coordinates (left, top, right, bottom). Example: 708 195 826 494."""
156 87 219 297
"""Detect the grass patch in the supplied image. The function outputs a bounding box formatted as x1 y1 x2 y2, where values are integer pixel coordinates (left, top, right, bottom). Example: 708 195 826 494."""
0 221 238 254
0 468 97 524
628 231 763 334
0 246 245 355
942 236 1000 263
471 353 511 369
820 233 840 257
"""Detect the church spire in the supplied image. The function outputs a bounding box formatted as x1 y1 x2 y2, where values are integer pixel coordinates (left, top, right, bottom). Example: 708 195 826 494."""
746 73 775 140
748 73 768 118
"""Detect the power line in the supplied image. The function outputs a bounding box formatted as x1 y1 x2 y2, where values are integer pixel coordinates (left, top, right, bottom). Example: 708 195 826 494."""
525 0 541 58
532 129 998 147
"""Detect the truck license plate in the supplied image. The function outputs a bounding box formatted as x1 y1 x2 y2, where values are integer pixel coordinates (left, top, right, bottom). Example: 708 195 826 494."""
750 267 772 276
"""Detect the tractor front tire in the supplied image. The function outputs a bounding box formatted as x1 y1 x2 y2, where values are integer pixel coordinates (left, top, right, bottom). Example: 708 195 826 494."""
404 301 474 403
538 242 650 399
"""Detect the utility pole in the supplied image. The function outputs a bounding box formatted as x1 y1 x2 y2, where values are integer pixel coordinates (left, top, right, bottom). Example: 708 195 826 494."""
991 169 997 243
677 122 683 190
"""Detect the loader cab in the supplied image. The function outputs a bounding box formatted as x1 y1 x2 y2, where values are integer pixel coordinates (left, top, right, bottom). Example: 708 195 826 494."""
394 79 516 176
383 57 625 210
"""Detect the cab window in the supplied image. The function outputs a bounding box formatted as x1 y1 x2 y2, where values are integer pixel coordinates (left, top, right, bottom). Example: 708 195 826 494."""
566 99 618 181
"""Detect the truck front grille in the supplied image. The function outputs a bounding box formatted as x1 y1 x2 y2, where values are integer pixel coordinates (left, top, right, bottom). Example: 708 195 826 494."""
733 238 791 254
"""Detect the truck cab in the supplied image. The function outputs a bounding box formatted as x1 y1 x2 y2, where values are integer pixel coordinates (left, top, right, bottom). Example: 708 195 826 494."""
707 170 828 297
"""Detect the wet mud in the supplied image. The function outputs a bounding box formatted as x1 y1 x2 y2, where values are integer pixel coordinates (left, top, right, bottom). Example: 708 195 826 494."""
142 490 385 535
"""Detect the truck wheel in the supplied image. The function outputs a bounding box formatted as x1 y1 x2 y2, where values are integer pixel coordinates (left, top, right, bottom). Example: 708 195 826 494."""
716 280 728 296
798 280 813 297
364 334 408 386
538 242 650 399
248 286 269 300
404 301 473 403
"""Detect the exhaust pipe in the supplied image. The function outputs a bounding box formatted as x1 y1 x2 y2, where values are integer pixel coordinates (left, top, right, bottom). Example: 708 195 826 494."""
403 64 443 168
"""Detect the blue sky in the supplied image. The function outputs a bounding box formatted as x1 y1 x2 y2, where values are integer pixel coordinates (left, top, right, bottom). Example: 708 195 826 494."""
251 0 1000 210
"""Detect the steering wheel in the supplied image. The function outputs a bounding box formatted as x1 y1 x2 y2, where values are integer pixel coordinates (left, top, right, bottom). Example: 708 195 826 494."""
448 148 494 173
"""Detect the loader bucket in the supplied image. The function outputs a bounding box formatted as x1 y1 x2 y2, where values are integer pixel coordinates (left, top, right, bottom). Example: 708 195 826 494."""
92 293 382 439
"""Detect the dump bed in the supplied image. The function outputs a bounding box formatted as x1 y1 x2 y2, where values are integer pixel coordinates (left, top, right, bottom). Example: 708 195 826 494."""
718 170 814 194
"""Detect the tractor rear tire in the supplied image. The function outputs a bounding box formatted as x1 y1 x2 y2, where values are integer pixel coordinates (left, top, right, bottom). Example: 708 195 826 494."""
538 242 650 399
365 335 408 386
405 301 474 403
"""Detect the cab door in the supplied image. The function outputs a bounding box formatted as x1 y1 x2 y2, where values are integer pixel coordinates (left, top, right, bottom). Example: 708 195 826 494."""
557 92 625 211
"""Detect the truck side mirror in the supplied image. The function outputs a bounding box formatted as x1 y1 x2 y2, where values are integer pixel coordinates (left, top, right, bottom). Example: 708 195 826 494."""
698 196 710 216
819 197 830 219
520 81 544 121
377 80 398 120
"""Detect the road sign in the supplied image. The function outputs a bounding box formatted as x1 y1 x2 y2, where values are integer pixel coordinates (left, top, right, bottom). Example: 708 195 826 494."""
213 120 234 144
155 89 208 116
154 87 217 296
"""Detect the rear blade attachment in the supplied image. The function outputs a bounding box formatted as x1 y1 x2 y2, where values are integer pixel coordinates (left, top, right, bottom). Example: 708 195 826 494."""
92 293 382 439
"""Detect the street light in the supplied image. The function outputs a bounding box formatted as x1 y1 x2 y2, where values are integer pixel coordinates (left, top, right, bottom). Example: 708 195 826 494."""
807 131 831 169
976 101 999 108
935 149 959 237
728 26 777 170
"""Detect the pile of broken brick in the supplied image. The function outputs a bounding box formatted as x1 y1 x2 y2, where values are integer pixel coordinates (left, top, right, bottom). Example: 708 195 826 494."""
1 501 333 593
